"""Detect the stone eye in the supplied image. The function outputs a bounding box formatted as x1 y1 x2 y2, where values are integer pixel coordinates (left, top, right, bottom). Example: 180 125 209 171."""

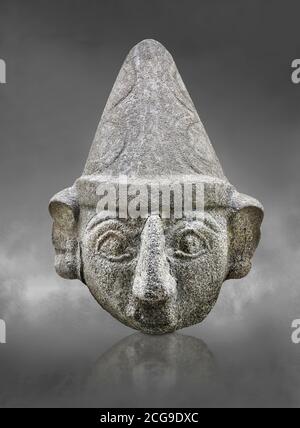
97 231 131 261
175 230 208 259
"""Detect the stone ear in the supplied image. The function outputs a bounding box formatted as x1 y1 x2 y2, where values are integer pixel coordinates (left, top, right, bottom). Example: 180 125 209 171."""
49 186 80 279
226 192 264 280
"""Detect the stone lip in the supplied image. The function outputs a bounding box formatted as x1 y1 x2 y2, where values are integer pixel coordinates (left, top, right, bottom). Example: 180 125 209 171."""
83 39 226 180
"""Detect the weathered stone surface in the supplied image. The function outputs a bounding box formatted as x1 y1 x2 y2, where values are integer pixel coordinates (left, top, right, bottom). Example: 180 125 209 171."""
49 39 263 334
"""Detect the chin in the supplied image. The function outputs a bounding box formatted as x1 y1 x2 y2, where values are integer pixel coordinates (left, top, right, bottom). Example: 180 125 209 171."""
126 304 178 335
136 322 178 335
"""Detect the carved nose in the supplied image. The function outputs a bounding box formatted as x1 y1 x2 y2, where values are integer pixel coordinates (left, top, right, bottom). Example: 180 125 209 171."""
132 215 177 304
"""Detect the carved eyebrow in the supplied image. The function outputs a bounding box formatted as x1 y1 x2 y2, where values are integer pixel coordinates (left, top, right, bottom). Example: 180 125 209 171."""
86 214 125 232
203 216 222 234
180 216 221 237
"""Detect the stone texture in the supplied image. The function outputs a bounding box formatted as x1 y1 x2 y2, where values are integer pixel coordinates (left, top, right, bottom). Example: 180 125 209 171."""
83 39 225 180
49 39 264 334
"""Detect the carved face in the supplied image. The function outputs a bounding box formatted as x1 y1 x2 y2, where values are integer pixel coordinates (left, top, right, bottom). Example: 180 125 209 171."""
80 211 229 334
49 186 263 334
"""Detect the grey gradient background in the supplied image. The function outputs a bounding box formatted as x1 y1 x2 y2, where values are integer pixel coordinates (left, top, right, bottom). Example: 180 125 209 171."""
0 0 300 407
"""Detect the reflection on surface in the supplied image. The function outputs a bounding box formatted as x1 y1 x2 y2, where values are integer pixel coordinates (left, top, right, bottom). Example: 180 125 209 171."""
1 324 297 407
82 332 217 407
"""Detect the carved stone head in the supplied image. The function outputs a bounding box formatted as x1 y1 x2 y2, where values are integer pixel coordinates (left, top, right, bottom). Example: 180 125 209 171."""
49 40 263 334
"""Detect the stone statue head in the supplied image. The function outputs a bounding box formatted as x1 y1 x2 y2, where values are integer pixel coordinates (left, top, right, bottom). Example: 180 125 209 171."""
49 40 263 334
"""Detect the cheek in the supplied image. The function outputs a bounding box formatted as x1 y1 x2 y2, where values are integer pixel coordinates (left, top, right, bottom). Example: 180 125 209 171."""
171 242 228 302
82 248 136 309
170 245 228 327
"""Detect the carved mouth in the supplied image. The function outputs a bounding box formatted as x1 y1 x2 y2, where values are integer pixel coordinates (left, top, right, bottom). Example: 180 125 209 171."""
130 302 178 334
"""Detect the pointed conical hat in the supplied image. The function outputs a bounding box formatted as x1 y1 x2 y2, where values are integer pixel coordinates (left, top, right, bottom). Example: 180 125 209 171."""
83 39 227 181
